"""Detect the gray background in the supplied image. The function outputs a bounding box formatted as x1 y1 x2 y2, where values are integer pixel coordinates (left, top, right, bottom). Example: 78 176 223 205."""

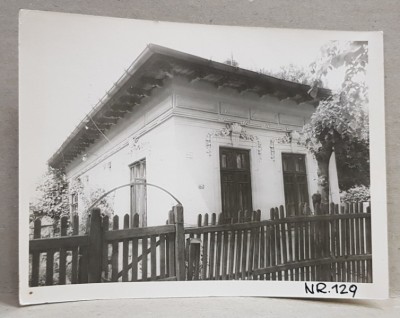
0 0 399 316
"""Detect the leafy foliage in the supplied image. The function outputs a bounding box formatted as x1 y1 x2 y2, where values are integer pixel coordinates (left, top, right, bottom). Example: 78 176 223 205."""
69 177 115 233
304 41 369 154
69 178 114 216
268 63 313 86
335 138 370 190
29 166 69 221
30 167 115 235
341 185 370 203
302 41 369 198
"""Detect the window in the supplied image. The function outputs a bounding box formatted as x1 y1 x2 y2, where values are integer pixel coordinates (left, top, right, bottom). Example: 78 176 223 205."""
220 147 252 221
282 153 309 216
71 193 78 215
130 159 147 227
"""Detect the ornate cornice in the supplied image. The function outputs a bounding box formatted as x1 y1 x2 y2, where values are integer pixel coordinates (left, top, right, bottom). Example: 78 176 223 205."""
269 130 306 160
206 123 262 157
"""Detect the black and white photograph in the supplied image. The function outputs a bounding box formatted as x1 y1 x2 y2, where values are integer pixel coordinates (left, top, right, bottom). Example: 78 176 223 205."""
19 10 387 304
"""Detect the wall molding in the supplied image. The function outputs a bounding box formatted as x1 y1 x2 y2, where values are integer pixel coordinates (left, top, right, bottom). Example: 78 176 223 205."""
269 130 307 161
206 122 262 157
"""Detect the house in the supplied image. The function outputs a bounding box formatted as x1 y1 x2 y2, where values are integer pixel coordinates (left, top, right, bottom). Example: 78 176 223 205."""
48 44 340 227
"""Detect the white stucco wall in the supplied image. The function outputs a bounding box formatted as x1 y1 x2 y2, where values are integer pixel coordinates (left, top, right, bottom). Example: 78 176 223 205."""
64 77 339 227
64 83 180 225
172 117 321 224
171 80 323 225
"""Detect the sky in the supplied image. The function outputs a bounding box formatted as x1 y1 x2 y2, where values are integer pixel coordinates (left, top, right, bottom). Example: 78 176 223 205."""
19 10 358 194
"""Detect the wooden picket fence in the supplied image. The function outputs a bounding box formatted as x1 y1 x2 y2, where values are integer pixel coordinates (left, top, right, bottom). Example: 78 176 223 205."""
185 203 372 282
29 214 88 286
29 206 185 286
29 202 372 286
101 206 185 282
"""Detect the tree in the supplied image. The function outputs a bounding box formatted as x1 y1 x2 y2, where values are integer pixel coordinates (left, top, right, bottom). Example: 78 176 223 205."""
29 166 70 221
303 41 369 204
268 63 313 86
69 177 115 233
223 55 239 67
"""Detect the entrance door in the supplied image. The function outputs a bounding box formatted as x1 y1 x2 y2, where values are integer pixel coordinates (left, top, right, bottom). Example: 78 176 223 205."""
220 147 252 221
282 153 309 216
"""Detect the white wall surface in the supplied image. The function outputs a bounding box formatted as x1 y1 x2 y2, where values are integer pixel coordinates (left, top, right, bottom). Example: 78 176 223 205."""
64 77 340 226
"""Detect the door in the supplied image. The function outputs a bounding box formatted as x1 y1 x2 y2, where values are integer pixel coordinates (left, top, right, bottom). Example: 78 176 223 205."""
220 147 252 221
282 153 309 216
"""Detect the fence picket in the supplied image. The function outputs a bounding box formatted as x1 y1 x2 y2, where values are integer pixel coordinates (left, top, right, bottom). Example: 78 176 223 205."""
186 234 193 280
209 213 216 280
309 218 315 281
151 235 157 280
305 205 312 279
45 249 54 286
340 205 346 282
259 225 265 280
142 236 148 281
167 210 175 278
122 214 130 282
59 216 68 285
215 214 223 280
330 203 336 257
298 211 305 281
354 203 361 283
334 204 341 282
247 227 255 280
350 203 356 282
31 219 41 287
102 215 109 282
131 213 139 281
360 203 367 283
279 206 288 280
270 208 276 280
345 204 352 282
174 205 185 281
222 230 229 280
111 215 119 282
201 213 209 280
241 213 249 280
71 214 79 284
234 226 242 280
366 205 372 282
229 229 236 280
294 213 300 281
160 234 166 279
253 219 260 279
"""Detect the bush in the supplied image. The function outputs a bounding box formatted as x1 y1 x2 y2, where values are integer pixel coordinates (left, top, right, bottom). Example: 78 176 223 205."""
341 185 370 203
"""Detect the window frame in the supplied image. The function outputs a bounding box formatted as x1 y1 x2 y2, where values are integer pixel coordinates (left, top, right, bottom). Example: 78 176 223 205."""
129 158 147 227
281 153 309 216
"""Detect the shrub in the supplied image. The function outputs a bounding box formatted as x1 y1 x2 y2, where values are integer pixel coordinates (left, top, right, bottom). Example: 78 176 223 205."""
341 185 370 203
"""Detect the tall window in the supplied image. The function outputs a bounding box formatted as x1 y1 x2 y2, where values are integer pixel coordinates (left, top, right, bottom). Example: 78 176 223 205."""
130 159 147 227
220 147 252 221
282 153 309 216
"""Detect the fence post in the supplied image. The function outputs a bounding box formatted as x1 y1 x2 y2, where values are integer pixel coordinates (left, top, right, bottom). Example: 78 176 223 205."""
174 204 185 280
31 219 42 287
88 208 103 283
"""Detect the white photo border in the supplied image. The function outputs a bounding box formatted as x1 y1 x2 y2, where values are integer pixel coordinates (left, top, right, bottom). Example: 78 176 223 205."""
19 10 387 305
